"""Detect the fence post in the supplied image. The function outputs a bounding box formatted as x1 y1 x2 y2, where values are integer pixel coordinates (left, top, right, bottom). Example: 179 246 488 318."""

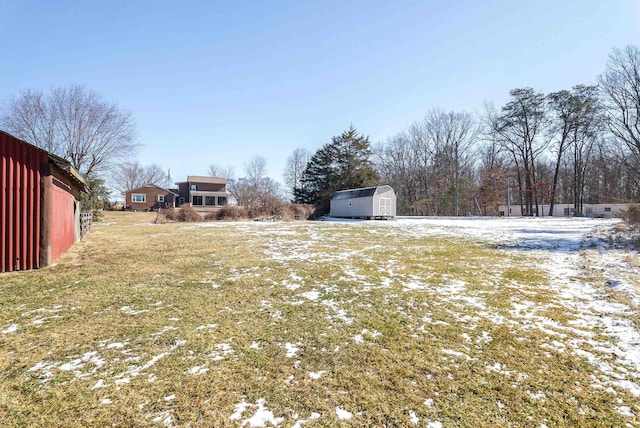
80 211 93 238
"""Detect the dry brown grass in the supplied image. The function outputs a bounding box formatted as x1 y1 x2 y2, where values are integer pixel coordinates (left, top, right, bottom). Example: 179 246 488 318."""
0 212 637 427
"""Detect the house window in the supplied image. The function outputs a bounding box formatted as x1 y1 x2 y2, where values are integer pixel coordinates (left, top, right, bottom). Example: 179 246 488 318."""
179 197 185 205
191 184 197 191
132 194 146 203
604 207 612 212
192 196 203 205
205 196 216 206
217 196 227 205
157 195 165 202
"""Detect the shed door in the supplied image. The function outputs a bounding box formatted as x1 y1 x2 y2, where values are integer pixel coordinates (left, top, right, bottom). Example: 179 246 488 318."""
379 197 391 215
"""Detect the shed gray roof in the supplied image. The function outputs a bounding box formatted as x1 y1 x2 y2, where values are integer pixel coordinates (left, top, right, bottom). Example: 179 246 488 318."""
332 187 377 200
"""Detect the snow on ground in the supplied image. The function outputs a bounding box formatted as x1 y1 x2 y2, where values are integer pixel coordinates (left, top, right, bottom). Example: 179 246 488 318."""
9 216 639 426
385 217 640 397
391 218 638 390
289 216 639 400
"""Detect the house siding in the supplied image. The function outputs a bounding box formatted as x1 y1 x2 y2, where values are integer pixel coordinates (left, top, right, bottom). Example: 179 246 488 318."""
125 186 175 211
175 177 228 208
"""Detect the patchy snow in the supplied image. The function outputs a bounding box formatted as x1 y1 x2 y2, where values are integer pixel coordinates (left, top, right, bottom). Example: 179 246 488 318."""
7 216 639 424
335 407 353 420
91 379 107 390
120 306 149 315
209 343 234 361
300 290 320 301
230 398 284 427
290 412 320 428
284 343 299 358
2 323 18 334
308 370 326 379
195 323 218 330
188 365 209 375
384 217 640 397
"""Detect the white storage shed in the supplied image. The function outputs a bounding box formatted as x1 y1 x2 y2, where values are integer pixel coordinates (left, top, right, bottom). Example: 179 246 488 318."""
330 185 396 219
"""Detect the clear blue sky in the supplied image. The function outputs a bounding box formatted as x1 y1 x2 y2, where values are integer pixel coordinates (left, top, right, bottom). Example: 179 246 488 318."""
1 1 639 190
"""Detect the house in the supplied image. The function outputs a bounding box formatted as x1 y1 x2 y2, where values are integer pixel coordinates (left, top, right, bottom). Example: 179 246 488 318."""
175 176 228 209
1 130 88 272
330 185 396 219
498 203 631 218
124 185 177 211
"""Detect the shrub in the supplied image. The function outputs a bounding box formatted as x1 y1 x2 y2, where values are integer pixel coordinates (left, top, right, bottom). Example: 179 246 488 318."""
162 208 178 221
160 205 202 222
622 204 640 225
176 204 202 222
200 203 313 221
205 206 244 221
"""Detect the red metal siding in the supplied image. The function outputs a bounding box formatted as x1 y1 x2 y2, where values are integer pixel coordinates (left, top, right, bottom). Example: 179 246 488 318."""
1 132 46 272
48 180 75 263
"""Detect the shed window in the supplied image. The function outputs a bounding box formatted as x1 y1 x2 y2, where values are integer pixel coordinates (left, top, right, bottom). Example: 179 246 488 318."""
192 196 203 205
157 195 165 202
132 194 146 203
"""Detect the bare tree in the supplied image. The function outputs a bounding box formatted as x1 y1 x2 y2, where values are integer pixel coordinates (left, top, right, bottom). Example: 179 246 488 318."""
374 110 479 216
245 155 267 187
423 109 478 216
228 155 284 207
207 163 235 179
1 84 138 177
1 89 58 153
547 90 576 215
113 162 167 193
283 148 310 201
598 45 640 176
487 88 549 216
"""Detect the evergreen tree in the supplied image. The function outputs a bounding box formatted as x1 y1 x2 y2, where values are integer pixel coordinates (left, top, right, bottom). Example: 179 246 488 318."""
80 175 111 220
295 127 379 209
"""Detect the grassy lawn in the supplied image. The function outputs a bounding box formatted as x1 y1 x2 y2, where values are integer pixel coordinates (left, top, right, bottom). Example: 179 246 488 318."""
1 212 638 427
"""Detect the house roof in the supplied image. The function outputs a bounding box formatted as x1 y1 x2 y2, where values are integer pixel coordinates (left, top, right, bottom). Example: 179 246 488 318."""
125 184 178 195
176 175 227 185
0 129 87 193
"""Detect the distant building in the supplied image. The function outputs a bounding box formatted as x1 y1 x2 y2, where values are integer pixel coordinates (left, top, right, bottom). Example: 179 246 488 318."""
175 176 228 209
330 185 396 219
498 203 632 218
124 185 177 211
1 130 88 272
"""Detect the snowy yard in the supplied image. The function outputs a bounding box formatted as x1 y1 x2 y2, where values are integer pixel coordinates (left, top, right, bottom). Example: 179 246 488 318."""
1 212 639 427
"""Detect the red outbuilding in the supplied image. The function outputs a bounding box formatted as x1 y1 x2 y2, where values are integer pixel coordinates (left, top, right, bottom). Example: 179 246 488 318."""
1 130 88 273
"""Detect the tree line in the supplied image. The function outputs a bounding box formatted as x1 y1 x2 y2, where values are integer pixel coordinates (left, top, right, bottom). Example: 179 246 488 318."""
288 45 640 216
1 45 638 216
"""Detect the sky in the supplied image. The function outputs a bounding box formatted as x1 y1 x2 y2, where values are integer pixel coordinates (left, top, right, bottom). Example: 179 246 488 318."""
1 0 639 193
